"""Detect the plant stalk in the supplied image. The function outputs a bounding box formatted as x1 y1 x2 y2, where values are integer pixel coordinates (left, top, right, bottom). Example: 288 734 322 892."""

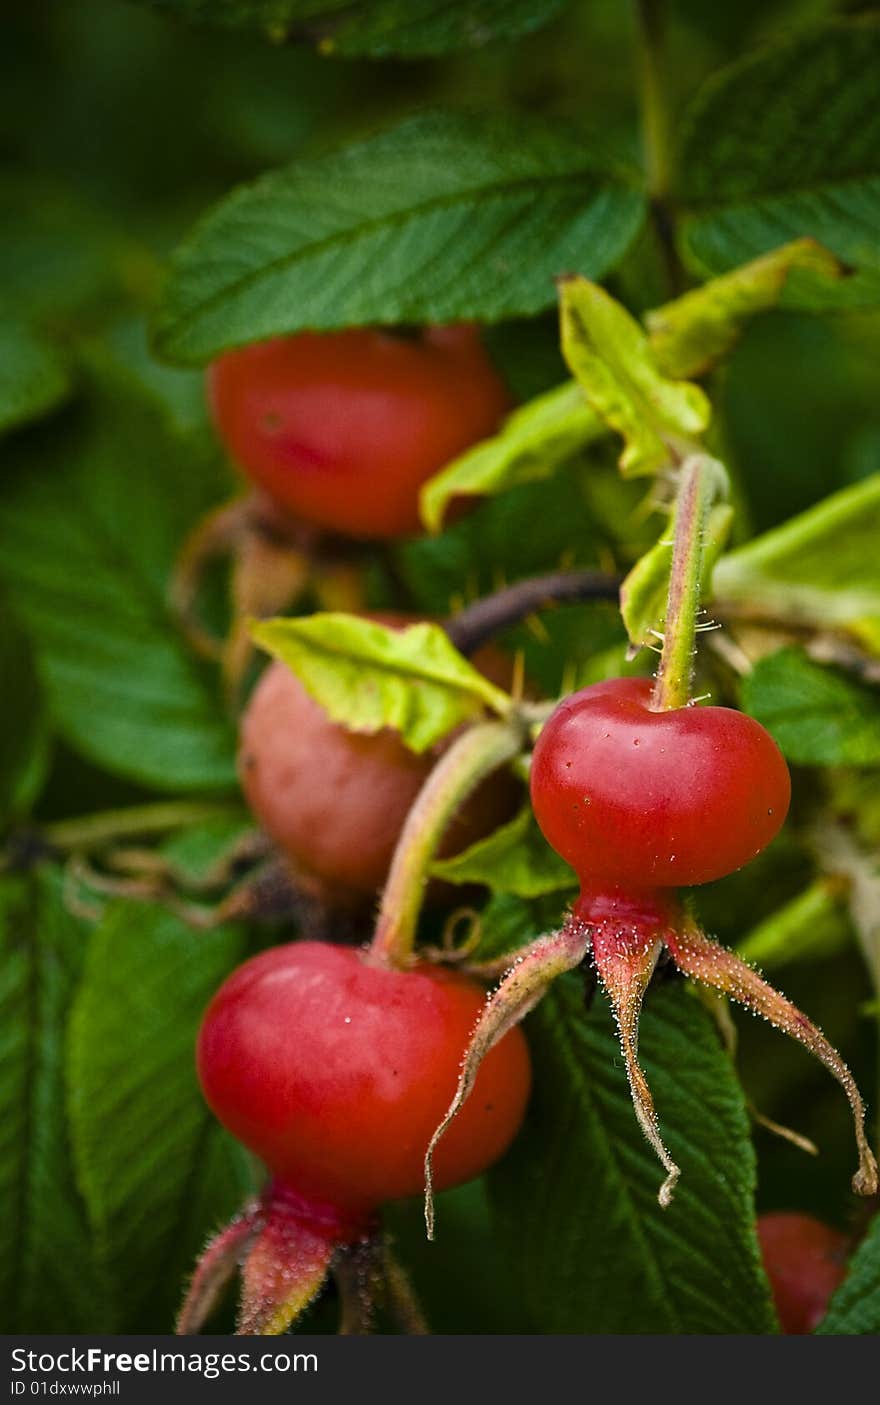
634 0 683 294
651 454 723 711
369 719 525 969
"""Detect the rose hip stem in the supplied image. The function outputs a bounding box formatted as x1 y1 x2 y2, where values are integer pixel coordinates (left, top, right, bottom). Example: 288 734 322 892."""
651 453 727 712
369 718 525 969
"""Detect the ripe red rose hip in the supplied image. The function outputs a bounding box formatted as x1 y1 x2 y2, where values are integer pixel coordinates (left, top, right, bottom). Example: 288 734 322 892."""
758 1212 848 1334
197 941 531 1218
530 677 791 891
208 324 510 539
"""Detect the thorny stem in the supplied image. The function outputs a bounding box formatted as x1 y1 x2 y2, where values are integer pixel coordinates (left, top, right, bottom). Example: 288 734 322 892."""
634 0 684 295
369 719 526 969
444 569 622 656
651 454 725 711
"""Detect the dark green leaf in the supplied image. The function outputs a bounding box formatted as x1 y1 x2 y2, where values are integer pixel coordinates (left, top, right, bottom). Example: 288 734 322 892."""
0 600 50 820
679 19 880 309
139 0 567 56
490 977 777 1333
0 867 109 1332
252 612 511 752
431 806 575 897
0 319 71 436
0 356 237 792
817 1210 880 1334
67 901 253 1331
154 112 645 363
742 650 880 766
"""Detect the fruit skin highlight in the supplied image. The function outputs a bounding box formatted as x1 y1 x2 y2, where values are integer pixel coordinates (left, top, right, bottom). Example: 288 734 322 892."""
530 676 791 892
208 324 510 540
757 1212 849 1334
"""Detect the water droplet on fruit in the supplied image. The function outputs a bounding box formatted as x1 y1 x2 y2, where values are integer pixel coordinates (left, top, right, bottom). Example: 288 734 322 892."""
344 1016 352 1024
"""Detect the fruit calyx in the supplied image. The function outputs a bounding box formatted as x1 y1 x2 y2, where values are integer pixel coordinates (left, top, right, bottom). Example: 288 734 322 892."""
426 890 878 1225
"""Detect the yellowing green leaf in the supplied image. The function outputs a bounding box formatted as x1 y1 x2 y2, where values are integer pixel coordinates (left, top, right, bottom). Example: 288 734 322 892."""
431 806 576 898
559 276 710 477
251 613 512 753
714 474 880 644
419 381 604 533
646 239 844 379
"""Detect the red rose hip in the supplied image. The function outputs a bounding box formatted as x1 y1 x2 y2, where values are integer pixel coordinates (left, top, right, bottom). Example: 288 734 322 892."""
530 677 791 891
208 324 510 540
758 1212 848 1334
197 940 531 1218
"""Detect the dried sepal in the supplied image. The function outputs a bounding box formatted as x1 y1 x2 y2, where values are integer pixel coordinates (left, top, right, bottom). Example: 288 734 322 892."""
665 920 878 1197
176 1206 260 1334
591 922 680 1206
424 920 591 1239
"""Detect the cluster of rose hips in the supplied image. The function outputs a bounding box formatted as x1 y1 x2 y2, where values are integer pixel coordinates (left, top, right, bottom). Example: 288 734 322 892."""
179 322 875 1337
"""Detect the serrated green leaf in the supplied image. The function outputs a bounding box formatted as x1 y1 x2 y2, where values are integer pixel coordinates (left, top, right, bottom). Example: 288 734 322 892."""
621 498 733 649
679 19 880 309
138 0 567 56
154 112 645 364
0 600 50 820
67 901 254 1331
559 276 710 477
0 317 71 436
714 474 880 644
490 977 777 1333
816 1210 880 1334
736 879 852 972
646 240 844 378
252 612 511 752
742 649 880 766
420 380 605 533
0 867 110 1332
431 805 575 897
0 355 237 792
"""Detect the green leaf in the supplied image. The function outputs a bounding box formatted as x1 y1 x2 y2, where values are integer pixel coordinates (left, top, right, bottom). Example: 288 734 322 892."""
138 0 567 55
431 806 575 897
0 867 110 1332
67 901 253 1331
0 317 71 436
817 1210 880 1334
742 649 880 766
646 240 844 378
252 612 511 752
0 600 50 819
736 879 852 971
0 355 237 792
420 380 605 533
714 474 880 645
559 276 710 477
621 497 733 649
490 977 777 1333
154 112 645 364
679 19 880 310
